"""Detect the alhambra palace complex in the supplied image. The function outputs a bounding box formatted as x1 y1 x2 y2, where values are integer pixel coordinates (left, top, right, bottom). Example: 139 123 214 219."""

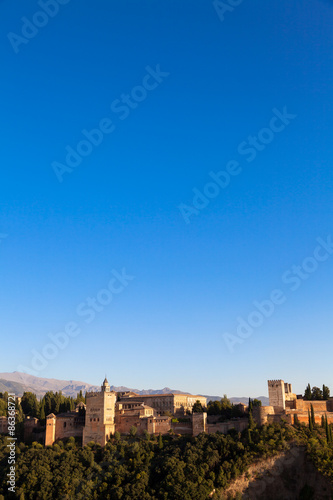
44 378 333 445
1 378 333 446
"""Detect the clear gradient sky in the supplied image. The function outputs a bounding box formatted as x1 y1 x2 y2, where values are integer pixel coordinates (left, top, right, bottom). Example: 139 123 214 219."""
1 0 333 398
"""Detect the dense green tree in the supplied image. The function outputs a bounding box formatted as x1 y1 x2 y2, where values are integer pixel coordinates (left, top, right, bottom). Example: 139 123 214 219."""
207 396 243 420
221 394 232 410
247 428 252 444
325 416 332 444
2 422 332 498
17 402 24 422
248 410 255 430
304 383 312 400
310 404 315 427
248 397 252 412
304 383 330 401
308 409 313 433
158 433 163 449
75 390 85 405
43 391 55 416
54 391 62 413
323 385 330 400
20 392 39 417
129 425 137 437
38 391 79 418
192 400 204 413
312 386 323 400
207 400 222 415
39 399 46 422
0 398 7 417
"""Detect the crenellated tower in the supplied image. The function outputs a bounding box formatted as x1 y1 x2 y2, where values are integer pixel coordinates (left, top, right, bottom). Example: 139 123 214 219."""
267 379 286 412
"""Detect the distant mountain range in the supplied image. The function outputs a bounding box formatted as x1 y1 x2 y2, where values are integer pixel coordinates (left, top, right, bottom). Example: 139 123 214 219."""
0 372 269 405
203 395 269 406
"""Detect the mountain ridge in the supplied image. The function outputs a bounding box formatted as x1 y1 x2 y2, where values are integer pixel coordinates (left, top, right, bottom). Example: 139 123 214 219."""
0 372 269 405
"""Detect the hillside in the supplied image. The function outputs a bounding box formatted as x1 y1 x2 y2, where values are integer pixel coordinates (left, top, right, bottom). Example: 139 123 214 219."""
219 444 333 499
0 379 26 396
0 422 332 499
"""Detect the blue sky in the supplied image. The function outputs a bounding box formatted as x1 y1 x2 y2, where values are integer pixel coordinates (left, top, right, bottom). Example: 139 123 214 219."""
1 0 333 398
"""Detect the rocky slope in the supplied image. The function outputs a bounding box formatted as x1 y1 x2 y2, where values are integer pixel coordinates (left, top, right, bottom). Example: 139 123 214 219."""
215 444 333 499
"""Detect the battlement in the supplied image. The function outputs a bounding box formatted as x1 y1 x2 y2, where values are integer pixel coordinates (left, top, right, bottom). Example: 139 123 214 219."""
267 379 296 411
268 379 285 411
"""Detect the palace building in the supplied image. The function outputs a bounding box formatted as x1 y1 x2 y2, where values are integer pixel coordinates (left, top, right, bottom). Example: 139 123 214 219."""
45 378 209 446
39 376 333 447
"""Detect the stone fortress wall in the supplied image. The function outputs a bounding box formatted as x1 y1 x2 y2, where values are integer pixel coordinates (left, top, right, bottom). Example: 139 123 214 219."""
25 377 333 447
44 378 212 446
45 411 84 446
254 379 333 426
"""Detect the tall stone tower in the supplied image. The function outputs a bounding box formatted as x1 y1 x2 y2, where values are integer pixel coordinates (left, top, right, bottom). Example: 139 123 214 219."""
82 378 117 446
45 413 56 446
268 379 286 412
192 412 207 436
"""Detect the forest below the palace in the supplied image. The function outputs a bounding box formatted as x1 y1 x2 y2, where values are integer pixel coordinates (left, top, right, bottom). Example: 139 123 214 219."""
0 419 332 499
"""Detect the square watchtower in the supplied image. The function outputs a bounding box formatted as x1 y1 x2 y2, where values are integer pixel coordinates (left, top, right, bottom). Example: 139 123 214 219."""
268 379 286 412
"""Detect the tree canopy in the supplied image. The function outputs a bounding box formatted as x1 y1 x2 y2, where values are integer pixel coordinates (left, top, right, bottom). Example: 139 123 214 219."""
304 383 331 400
0 422 303 499
207 396 244 420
